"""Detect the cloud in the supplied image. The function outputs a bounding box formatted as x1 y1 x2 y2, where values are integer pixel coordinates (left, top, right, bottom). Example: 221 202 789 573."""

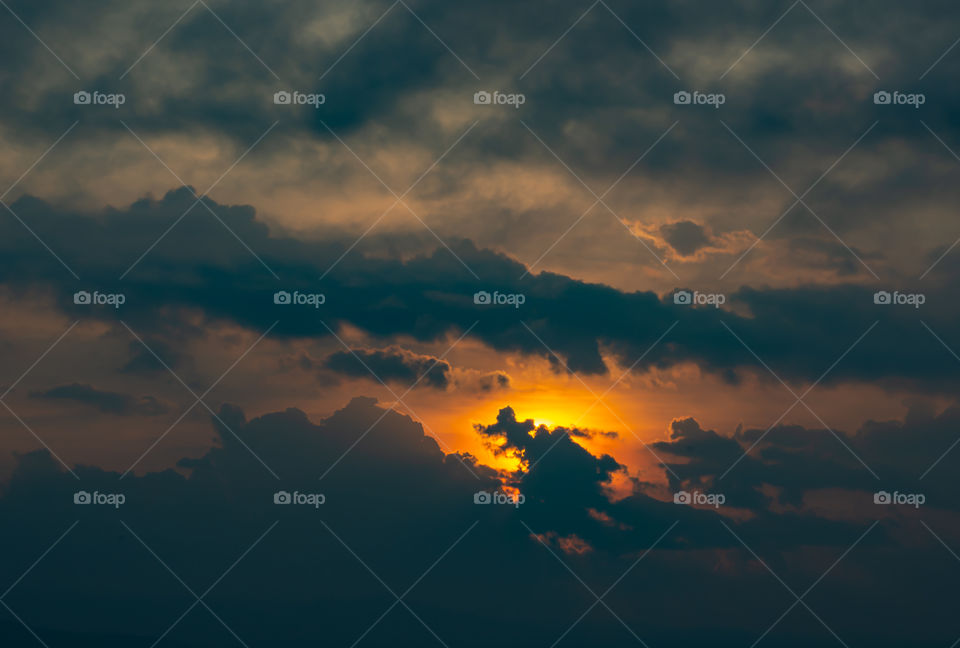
0 1 957 643
475 406 625 510
324 346 451 389
28 383 169 416
2 188 958 391
660 220 713 256
650 401 960 517
448 368 511 392
319 346 512 392
1 0 958 294
469 370 511 391
1 396 956 646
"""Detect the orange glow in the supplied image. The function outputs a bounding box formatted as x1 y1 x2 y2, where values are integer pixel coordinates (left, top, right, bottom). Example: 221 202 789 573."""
464 388 627 437
407 382 638 478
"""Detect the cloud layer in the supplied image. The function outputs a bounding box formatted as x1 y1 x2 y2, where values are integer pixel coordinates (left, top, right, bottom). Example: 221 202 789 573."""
2 396 958 646
3 189 957 391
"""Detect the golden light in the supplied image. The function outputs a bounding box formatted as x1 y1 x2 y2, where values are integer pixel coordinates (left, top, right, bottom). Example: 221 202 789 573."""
374 348 669 482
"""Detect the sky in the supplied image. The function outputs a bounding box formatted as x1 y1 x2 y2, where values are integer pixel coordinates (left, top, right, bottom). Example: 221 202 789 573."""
2 0 960 646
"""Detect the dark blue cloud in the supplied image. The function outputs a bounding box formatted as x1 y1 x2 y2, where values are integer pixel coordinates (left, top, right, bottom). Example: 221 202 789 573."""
2 189 956 390
0 396 955 646
324 346 451 389
29 383 169 416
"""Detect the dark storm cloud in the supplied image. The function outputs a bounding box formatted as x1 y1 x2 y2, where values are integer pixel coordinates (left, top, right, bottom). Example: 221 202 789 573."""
0 0 957 298
476 405 620 467
4 0 960 213
28 382 169 416
660 220 713 256
324 346 451 389
475 406 630 548
472 406 873 556
2 1 958 645
1 396 955 646
0 0 492 141
2 189 958 389
651 401 960 517
289 345 510 391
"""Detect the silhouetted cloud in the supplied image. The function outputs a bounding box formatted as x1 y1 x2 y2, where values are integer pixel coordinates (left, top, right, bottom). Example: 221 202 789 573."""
0 397 955 646
0 0 957 293
29 383 169 416
1 1 958 644
660 220 713 256
324 346 451 389
2 189 958 390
